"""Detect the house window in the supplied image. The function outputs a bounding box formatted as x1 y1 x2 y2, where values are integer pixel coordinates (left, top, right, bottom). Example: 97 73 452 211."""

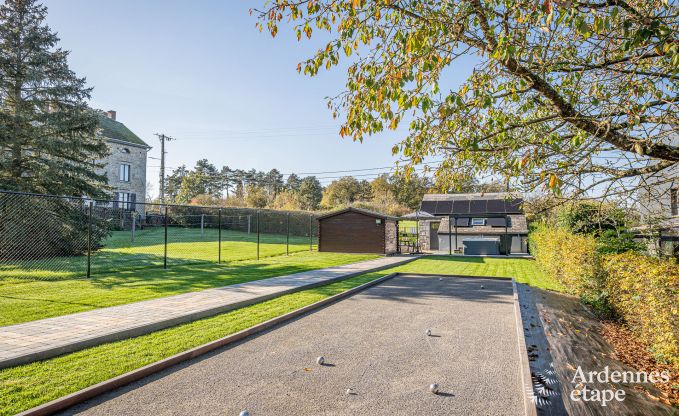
471 218 485 226
671 188 678 216
117 192 136 210
119 164 130 182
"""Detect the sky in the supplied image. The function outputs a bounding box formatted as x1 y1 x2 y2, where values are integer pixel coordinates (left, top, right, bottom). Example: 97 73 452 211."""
42 0 476 197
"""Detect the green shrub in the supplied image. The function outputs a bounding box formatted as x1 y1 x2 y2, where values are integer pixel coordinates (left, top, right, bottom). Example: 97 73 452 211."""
604 253 679 371
596 229 644 255
556 201 632 235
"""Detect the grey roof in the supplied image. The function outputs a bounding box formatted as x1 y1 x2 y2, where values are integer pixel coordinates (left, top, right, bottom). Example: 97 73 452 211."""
317 207 399 221
98 115 150 148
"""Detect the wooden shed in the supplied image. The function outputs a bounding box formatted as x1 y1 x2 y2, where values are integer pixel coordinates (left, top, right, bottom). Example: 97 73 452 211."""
317 207 399 254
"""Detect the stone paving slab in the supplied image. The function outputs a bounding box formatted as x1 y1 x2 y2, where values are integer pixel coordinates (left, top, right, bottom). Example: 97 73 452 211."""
0 256 416 369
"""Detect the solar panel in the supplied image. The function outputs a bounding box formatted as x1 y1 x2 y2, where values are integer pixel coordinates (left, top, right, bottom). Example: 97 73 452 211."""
487 217 507 227
452 200 470 214
505 198 523 213
435 200 453 215
455 217 470 227
486 199 505 213
469 200 487 214
420 200 437 214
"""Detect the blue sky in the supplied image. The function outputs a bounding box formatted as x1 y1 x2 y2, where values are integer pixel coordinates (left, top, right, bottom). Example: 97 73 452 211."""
43 0 475 196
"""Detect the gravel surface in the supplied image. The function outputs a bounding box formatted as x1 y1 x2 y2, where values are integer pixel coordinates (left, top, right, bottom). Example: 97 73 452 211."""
64 274 524 416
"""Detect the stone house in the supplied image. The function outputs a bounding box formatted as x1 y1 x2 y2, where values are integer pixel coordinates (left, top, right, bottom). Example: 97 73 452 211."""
415 193 529 255
96 110 150 216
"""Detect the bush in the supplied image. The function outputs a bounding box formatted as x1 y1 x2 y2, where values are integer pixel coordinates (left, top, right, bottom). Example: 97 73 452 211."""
556 201 632 235
604 253 679 370
530 224 604 303
596 229 644 255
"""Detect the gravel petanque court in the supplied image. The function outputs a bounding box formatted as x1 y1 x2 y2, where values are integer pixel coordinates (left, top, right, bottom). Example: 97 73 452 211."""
64 274 527 416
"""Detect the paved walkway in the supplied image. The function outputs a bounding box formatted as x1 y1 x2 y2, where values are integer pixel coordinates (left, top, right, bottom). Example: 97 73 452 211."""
0 256 416 369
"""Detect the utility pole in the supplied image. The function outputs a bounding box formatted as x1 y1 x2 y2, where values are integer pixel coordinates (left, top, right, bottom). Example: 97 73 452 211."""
155 133 175 207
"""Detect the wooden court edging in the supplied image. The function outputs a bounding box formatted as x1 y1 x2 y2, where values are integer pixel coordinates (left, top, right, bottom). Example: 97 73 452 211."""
512 279 539 416
16 272 401 416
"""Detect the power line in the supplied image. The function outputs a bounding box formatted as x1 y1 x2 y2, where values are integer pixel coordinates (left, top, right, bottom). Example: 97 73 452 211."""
150 160 444 178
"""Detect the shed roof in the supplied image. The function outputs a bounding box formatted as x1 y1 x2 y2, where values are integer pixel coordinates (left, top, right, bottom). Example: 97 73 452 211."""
98 115 150 148
317 207 400 221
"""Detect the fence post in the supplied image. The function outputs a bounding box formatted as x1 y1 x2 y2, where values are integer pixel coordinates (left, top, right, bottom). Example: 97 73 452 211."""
200 213 205 237
131 212 136 243
286 212 290 256
218 208 222 264
309 214 313 252
164 206 168 269
256 210 260 260
87 201 93 278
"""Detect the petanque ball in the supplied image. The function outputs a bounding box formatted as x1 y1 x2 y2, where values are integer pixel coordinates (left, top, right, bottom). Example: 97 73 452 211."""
317 356 325 365
430 383 440 394
239 411 249 416
425 329 432 336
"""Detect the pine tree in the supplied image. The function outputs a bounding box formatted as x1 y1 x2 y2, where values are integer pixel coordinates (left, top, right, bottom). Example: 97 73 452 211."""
0 0 108 197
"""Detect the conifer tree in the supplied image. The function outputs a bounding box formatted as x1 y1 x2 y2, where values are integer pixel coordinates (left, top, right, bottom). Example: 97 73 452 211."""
0 0 108 197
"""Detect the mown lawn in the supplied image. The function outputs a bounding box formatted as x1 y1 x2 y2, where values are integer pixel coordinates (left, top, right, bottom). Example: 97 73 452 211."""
0 227 316 281
394 255 562 291
0 251 378 326
0 256 559 415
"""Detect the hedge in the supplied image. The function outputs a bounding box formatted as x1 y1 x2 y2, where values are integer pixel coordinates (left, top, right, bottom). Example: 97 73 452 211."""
605 253 678 370
530 225 679 370
529 225 604 303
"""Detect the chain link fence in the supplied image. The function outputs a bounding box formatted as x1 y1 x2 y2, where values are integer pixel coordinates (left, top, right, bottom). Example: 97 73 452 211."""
0 191 319 281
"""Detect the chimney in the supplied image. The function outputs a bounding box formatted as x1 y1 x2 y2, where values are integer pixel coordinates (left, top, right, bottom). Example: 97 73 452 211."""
105 110 116 121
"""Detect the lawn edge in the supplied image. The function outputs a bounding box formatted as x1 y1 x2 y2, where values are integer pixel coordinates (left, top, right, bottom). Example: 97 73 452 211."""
16 272 401 416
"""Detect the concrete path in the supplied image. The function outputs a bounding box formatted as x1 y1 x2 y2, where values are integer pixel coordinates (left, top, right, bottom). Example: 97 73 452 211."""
64 274 527 416
0 256 416 369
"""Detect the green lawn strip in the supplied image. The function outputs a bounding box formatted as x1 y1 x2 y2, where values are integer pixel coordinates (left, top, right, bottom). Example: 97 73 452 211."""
391 256 563 291
0 252 378 326
0 271 387 416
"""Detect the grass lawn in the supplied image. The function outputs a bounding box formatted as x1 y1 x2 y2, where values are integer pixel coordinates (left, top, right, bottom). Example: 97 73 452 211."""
0 256 559 415
394 255 562 291
0 251 378 326
0 227 316 281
